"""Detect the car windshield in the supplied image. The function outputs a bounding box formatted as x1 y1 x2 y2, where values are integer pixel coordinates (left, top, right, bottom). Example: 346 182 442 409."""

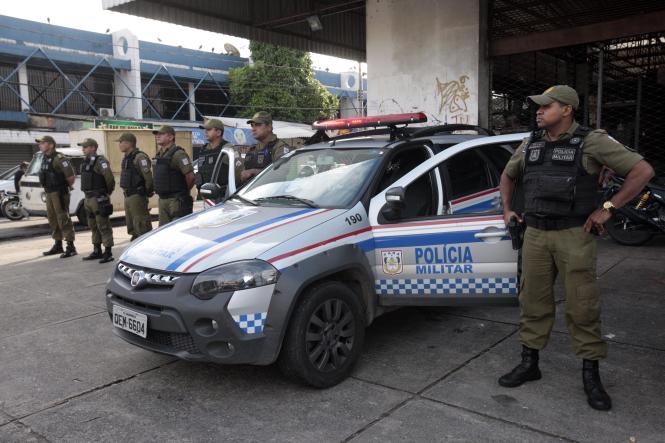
239 148 385 208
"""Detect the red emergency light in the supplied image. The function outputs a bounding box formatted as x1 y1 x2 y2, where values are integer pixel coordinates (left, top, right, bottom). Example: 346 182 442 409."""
312 112 427 130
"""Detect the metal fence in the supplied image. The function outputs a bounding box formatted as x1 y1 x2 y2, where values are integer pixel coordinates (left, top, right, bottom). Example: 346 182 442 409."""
490 32 665 176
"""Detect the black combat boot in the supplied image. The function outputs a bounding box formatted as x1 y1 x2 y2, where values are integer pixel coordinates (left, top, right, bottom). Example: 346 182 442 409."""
60 241 77 258
42 240 64 256
498 346 542 387
583 359 612 411
82 244 102 261
98 246 114 264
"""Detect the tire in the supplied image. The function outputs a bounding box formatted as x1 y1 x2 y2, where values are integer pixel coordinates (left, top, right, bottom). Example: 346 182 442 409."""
1 199 24 221
278 281 365 388
76 203 88 226
605 212 654 246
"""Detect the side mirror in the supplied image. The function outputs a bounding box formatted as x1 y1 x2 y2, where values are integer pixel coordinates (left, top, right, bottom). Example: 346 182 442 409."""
381 186 405 221
200 182 222 201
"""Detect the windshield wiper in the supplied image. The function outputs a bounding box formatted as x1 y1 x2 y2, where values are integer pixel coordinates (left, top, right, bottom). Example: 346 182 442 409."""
227 194 258 206
254 195 319 208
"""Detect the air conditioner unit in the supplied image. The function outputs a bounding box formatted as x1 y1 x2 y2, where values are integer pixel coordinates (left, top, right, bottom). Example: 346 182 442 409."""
340 72 359 91
99 107 115 117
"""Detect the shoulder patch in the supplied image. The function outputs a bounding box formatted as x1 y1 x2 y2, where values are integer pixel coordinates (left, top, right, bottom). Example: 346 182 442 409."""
140 158 148 167
101 161 108 169
283 147 290 154
181 157 190 166
61 160 69 168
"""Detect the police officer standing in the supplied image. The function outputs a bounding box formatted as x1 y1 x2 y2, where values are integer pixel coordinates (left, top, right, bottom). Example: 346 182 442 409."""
36 135 77 258
117 133 153 241
498 85 655 410
196 118 242 197
78 138 115 263
152 125 194 226
240 111 291 183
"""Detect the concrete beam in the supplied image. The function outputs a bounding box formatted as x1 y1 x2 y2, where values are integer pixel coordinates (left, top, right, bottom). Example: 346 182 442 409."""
490 10 665 57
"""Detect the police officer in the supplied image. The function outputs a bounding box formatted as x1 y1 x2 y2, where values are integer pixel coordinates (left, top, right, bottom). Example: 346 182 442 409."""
152 125 195 226
240 111 291 183
117 133 153 241
78 138 115 263
36 135 77 258
196 118 242 197
498 85 655 411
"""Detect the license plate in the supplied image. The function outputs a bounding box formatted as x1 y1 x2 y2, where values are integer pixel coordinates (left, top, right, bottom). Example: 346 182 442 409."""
112 305 147 338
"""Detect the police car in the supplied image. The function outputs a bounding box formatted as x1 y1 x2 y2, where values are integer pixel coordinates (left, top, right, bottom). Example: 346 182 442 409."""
106 113 527 387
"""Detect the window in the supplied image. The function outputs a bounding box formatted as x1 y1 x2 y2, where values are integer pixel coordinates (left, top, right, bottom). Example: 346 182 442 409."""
444 149 492 199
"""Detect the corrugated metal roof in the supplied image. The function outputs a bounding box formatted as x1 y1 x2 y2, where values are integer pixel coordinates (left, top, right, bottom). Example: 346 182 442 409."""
103 0 366 61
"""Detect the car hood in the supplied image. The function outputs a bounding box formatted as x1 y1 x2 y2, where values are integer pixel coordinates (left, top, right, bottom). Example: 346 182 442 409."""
120 202 343 273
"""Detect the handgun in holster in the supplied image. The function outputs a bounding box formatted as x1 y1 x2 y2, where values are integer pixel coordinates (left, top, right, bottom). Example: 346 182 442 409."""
507 216 525 250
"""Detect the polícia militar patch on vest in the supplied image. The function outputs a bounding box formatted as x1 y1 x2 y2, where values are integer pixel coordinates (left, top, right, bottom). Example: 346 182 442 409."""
551 147 576 162
526 141 545 164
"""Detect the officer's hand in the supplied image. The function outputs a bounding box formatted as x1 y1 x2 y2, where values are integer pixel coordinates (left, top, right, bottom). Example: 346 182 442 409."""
503 210 521 226
240 170 253 182
584 209 611 234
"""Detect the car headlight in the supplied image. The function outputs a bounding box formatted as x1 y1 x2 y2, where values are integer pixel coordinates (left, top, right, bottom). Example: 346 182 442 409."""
190 260 279 300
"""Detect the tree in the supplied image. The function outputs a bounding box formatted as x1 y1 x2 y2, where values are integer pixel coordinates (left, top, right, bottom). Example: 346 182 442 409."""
228 41 339 123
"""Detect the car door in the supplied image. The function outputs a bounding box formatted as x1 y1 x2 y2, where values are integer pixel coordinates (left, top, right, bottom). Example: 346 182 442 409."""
368 134 526 306
203 146 239 208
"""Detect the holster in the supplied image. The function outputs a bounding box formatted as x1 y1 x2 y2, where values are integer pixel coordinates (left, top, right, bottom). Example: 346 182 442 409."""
178 193 194 217
96 194 113 217
508 216 525 250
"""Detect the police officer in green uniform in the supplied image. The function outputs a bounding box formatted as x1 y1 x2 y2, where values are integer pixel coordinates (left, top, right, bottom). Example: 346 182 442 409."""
196 118 242 200
117 133 153 241
152 125 195 226
37 135 77 258
498 85 655 411
240 111 291 183
78 138 115 263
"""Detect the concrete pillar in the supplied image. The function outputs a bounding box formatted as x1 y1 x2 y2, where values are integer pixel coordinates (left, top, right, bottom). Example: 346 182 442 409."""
111 30 142 119
18 64 30 111
188 82 196 121
366 0 489 126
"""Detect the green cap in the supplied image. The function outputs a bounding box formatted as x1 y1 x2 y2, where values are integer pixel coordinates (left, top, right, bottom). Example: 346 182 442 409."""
152 125 175 135
246 111 272 125
115 132 137 143
35 135 56 144
528 85 579 110
77 138 98 148
200 118 225 130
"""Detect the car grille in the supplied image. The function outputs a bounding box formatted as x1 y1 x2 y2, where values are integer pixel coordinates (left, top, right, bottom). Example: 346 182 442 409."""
117 263 180 287
145 329 201 354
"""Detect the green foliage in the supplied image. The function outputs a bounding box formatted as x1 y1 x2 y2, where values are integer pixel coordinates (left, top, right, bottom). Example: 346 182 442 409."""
228 41 339 123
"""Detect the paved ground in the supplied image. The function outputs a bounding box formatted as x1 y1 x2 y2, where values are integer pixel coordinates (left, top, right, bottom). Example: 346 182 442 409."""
0 221 663 443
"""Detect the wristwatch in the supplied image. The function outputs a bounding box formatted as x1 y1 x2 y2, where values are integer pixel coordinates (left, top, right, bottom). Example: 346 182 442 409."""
602 200 616 213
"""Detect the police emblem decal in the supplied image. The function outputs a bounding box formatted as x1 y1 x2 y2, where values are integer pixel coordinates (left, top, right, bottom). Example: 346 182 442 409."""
528 148 541 162
382 250 403 275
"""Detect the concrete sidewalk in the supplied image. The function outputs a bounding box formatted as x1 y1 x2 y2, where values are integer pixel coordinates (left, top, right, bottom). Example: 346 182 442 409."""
0 228 663 442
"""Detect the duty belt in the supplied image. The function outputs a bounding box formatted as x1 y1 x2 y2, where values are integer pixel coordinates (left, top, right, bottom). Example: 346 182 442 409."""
84 190 107 198
524 214 588 231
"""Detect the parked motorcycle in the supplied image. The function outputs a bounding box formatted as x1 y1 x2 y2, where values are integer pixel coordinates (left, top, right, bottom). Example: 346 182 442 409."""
0 191 25 221
603 176 665 246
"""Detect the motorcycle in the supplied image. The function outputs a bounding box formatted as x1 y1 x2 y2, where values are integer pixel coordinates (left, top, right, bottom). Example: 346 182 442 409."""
0 191 26 221
603 176 665 246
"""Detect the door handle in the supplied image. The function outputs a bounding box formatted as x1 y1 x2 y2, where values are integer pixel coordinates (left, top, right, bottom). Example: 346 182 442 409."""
474 231 507 239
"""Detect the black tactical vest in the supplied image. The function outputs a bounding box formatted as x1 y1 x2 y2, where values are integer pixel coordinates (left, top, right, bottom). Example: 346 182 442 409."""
120 149 146 194
38 153 67 192
196 142 223 186
244 139 278 170
80 156 108 193
522 126 599 218
153 145 188 197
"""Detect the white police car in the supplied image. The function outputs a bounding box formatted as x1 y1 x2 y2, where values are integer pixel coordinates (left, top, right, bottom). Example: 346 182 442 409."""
106 113 527 387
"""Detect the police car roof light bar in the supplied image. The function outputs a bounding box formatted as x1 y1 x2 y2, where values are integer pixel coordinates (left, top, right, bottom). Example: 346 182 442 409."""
312 112 427 131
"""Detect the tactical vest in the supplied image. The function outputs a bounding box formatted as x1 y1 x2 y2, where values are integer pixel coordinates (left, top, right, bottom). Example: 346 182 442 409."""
38 154 67 192
196 142 226 186
522 126 599 218
153 145 188 197
80 156 108 193
120 149 146 195
244 139 278 170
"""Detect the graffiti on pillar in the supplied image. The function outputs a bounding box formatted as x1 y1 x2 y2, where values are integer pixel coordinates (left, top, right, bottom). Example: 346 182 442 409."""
435 75 470 124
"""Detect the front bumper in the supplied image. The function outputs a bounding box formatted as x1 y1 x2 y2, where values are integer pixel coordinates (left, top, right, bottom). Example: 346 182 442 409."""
105 263 280 365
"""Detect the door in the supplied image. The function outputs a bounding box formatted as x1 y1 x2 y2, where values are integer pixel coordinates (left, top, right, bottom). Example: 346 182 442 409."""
203 147 239 208
368 136 523 306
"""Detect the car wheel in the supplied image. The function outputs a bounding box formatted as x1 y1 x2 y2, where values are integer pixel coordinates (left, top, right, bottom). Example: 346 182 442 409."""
278 281 365 388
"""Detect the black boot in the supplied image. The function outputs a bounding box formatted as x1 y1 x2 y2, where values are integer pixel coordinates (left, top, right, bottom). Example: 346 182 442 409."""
498 346 542 387
583 359 612 411
98 246 114 264
82 244 102 261
43 240 64 256
60 241 77 258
